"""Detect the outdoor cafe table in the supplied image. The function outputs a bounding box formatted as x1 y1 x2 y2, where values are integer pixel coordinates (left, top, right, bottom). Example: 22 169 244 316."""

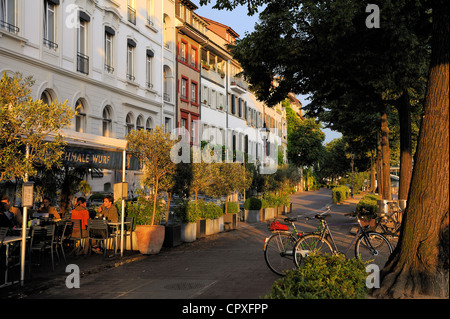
107 221 131 255
1 235 27 288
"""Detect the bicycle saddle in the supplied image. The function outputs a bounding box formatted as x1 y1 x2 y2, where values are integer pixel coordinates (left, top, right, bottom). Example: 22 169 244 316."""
284 217 297 222
315 213 331 220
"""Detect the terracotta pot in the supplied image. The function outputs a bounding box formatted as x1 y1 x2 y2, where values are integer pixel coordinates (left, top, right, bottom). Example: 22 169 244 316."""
135 225 165 255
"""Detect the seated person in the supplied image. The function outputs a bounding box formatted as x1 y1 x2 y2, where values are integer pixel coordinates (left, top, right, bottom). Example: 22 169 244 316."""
96 195 118 222
1 195 23 227
0 202 14 230
39 197 61 220
71 197 89 230
71 197 90 255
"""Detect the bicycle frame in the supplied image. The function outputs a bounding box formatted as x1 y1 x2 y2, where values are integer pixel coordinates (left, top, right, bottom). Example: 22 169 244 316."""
317 218 380 256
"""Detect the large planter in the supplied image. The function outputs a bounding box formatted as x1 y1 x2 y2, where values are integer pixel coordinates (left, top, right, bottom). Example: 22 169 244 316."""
277 206 283 216
135 225 165 255
181 222 197 242
218 216 224 232
283 203 292 214
223 213 237 230
163 223 181 248
245 209 260 223
263 207 275 221
205 219 214 236
196 218 206 238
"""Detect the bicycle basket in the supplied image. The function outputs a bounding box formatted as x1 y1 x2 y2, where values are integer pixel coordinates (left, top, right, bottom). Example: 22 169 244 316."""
269 221 289 231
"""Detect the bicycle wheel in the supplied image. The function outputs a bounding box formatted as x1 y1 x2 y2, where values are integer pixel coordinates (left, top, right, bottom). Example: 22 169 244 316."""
355 232 393 269
264 232 297 276
293 234 334 268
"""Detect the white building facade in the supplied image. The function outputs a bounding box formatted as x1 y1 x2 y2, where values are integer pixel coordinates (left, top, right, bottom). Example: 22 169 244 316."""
0 0 176 194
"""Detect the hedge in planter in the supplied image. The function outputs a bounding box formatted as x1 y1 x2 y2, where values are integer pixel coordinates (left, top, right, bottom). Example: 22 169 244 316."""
244 197 262 210
264 255 368 299
332 186 350 203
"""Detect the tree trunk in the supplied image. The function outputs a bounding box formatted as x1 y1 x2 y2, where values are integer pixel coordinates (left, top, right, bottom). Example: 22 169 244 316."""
374 0 449 298
376 131 384 196
370 150 376 193
397 92 413 200
380 111 392 200
151 178 159 226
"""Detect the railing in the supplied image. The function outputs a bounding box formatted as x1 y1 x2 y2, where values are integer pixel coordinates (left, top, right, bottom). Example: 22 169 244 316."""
43 38 58 50
126 73 135 81
163 93 171 102
104 64 114 73
77 52 89 75
0 20 19 33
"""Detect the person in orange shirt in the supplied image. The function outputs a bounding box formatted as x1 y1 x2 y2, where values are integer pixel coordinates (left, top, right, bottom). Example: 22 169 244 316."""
39 197 61 220
71 197 90 255
71 197 89 230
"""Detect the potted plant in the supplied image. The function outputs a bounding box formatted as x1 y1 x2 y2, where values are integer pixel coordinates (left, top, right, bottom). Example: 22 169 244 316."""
126 126 177 254
223 201 239 230
174 200 200 242
202 202 223 235
244 197 262 223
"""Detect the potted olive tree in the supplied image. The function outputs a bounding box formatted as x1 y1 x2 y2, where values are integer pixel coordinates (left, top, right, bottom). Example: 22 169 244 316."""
126 126 177 254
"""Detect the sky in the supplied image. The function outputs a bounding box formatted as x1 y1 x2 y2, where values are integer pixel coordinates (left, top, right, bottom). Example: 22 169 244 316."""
192 1 342 145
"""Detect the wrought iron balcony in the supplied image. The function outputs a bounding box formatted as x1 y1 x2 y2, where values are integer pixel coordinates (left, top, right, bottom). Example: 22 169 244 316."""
77 52 89 75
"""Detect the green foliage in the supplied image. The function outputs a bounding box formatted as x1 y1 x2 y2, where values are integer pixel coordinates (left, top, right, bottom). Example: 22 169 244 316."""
201 201 223 219
223 201 239 215
125 196 162 228
332 185 350 203
264 255 368 299
244 197 262 210
340 171 369 195
0 72 74 181
174 200 202 223
356 194 380 215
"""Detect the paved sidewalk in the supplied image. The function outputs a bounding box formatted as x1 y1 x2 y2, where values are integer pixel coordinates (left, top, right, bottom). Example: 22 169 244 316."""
1 189 363 300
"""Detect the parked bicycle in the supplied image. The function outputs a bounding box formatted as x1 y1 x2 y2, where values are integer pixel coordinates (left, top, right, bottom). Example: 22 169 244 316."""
374 202 402 238
263 211 326 276
293 209 393 270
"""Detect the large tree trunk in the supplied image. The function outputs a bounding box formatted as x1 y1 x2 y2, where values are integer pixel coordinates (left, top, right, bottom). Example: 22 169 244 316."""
397 92 413 200
380 111 392 200
370 150 376 193
376 131 384 196
374 0 449 298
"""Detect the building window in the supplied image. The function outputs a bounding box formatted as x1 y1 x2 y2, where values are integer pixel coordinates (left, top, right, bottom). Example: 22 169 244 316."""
146 117 153 131
0 0 18 33
75 99 86 133
43 0 58 49
126 113 134 135
181 77 188 101
127 0 136 25
127 39 136 81
40 90 52 105
190 46 198 69
191 82 197 104
77 12 90 75
191 120 196 144
180 40 188 63
105 27 115 73
146 50 154 88
136 115 144 131
146 0 153 26
164 117 172 133
102 106 112 137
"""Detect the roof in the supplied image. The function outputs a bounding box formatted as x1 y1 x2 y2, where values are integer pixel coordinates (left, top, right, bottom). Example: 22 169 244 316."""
200 16 240 39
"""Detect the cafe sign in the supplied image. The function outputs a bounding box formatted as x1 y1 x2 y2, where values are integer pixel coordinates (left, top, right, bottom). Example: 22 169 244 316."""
62 146 140 170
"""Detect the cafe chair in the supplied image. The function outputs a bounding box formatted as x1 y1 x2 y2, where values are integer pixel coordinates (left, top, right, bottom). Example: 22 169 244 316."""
123 216 134 252
87 219 116 257
68 219 88 255
30 224 56 271
53 220 73 264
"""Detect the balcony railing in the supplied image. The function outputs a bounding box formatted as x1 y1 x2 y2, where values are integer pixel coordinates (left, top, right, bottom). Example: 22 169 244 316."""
104 64 114 73
126 73 135 81
77 52 89 75
0 20 19 33
43 38 58 50
163 93 171 102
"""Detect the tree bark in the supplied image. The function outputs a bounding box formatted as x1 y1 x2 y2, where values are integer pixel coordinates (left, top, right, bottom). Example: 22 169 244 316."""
380 111 392 200
397 92 413 200
374 0 449 298
370 150 376 193
376 131 383 196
